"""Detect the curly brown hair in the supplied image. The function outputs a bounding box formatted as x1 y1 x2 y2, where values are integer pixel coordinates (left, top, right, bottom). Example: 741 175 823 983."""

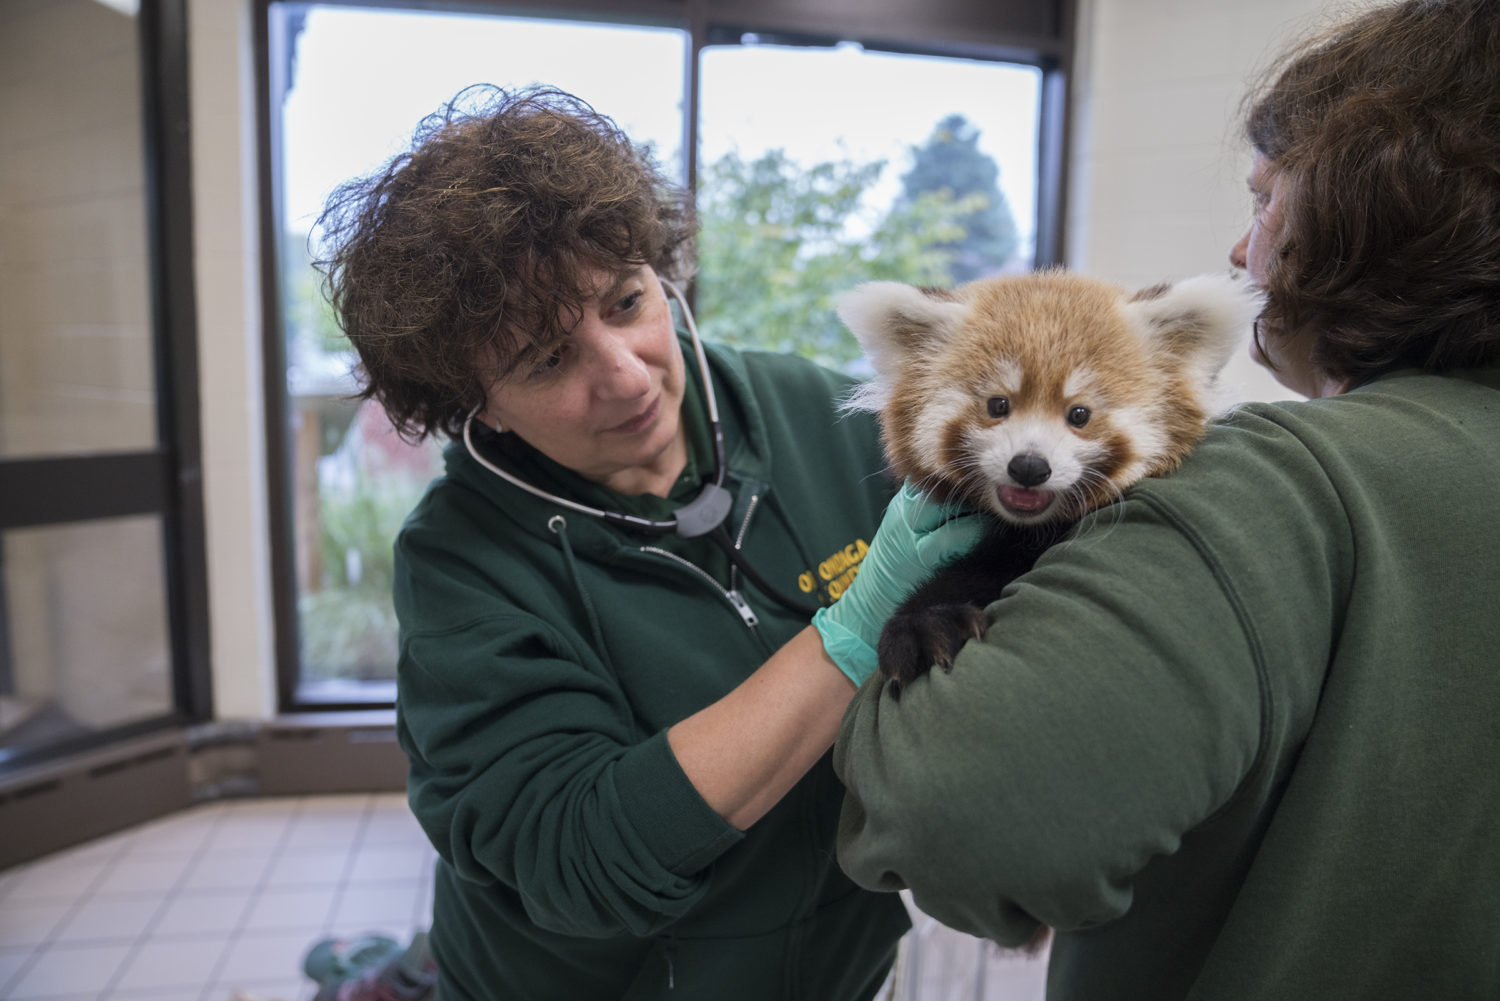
1243 0 1500 387
315 85 696 441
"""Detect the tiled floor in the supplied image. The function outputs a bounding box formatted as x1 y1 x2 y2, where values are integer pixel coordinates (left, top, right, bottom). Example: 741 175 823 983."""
0 793 434 1001
0 792 1047 1001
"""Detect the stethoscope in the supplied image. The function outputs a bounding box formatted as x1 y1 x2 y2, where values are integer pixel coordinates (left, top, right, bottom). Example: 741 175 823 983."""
462 278 819 616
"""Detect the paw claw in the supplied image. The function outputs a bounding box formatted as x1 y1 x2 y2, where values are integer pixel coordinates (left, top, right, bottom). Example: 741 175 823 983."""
876 602 987 689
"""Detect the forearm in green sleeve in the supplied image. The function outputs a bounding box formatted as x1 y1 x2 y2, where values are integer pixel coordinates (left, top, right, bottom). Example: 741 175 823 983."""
833 509 1268 944
400 632 744 939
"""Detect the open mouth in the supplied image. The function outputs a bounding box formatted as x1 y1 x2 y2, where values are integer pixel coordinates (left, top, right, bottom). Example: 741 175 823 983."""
997 484 1055 517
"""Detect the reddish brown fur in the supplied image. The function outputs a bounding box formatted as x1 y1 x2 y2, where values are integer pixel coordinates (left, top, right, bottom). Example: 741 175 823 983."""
876 271 1221 522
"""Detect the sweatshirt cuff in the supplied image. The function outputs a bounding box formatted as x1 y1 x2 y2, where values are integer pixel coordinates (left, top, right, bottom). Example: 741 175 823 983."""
615 729 744 875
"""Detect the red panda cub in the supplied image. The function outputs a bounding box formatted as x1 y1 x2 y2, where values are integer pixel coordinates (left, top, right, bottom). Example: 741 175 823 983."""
837 269 1260 693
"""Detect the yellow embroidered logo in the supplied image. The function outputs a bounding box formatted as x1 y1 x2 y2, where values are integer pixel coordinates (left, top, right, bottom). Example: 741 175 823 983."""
798 539 870 603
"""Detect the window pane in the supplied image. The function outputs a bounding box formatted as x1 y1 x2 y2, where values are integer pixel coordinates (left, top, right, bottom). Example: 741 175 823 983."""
271 4 686 695
696 41 1042 367
0 0 158 458
0 517 173 766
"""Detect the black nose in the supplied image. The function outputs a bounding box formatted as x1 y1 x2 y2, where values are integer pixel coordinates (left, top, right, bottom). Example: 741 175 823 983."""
1007 453 1051 487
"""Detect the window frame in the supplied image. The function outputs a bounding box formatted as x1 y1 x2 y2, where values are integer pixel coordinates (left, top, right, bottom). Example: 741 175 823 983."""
255 0 1075 712
0 0 211 774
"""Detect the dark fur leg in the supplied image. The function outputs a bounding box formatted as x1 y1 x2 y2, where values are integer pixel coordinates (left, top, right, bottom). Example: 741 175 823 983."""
877 520 1067 695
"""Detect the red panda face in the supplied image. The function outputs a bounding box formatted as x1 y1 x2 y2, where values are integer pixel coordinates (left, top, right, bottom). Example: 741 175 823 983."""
838 270 1260 526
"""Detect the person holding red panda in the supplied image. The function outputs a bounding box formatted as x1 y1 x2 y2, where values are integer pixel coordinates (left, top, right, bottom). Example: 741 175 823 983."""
832 1 1500 998
317 84 986 1001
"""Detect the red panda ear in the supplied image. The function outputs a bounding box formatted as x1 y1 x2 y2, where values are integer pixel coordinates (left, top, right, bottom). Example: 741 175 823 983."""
1121 273 1262 383
837 281 966 414
836 281 966 371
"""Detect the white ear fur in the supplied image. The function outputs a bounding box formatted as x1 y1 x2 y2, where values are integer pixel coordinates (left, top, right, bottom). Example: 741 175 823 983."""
1122 273 1263 382
838 277 966 363
837 279 968 345
838 281 968 413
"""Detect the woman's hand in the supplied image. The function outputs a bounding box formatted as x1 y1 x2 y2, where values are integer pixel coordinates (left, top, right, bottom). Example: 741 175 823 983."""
667 483 982 830
813 483 985 686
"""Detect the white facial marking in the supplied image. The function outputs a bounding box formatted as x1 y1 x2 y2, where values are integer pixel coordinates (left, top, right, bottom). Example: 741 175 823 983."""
990 358 1023 391
1063 367 1098 400
913 383 970 457
1106 404 1167 483
971 415 1087 489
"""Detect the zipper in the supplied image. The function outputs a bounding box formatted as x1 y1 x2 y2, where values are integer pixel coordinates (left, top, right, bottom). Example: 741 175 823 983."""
638 545 760 627
728 493 761 595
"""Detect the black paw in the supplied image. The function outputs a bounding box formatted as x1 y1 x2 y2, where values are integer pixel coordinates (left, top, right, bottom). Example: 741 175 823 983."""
876 602 987 696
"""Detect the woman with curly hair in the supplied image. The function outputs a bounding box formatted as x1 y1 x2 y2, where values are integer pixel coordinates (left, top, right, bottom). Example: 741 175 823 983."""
834 2 1500 998
317 84 979 1000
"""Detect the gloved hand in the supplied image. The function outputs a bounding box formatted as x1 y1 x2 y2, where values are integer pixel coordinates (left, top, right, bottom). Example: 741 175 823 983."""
813 482 985 686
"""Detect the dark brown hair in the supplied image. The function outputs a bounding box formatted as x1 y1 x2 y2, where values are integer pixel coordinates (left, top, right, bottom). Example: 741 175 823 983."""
1244 0 1500 386
316 85 695 441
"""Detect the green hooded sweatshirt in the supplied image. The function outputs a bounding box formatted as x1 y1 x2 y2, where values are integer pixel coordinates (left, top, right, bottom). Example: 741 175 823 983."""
835 367 1500 1001
393 338 910 1000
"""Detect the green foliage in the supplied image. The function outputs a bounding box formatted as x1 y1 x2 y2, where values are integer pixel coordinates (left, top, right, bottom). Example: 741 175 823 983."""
299 477 424 682
695 148 970 367
287 126 1022 681
283 231 346 355
898 114 1020 282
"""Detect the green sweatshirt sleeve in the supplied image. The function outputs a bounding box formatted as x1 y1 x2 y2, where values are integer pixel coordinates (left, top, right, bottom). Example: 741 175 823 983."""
397 611 744 940
833 409 1349 946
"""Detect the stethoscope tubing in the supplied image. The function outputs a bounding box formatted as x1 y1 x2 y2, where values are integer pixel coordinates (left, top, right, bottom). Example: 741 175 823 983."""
461 277 820 616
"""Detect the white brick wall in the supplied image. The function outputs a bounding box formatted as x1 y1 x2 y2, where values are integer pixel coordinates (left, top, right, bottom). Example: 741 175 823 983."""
1068 0 1376 403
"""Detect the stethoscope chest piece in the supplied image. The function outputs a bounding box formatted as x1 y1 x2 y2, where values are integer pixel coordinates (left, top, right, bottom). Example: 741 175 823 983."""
671 482 733 538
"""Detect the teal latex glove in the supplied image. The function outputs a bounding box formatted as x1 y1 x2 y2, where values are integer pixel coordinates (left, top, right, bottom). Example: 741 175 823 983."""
813 482 985 686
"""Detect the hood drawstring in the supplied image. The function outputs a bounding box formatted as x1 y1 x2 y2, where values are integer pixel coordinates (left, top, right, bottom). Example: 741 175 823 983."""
661 931 678 990
548 516 610 660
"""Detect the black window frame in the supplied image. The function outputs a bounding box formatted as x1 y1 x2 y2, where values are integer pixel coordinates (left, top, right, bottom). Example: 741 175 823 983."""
0 0 211 775
256 0 1075 712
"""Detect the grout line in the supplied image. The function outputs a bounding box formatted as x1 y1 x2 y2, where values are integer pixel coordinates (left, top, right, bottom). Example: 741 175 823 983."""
0 827 137 1000
98 803 239 1001
321 793 378 941
190 798 312 1001
0 796 435 1001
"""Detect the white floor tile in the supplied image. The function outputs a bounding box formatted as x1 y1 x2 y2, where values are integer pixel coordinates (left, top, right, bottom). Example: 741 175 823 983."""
0 899 72 948
205 814 294 855
279 816 366 853
181 854 273 892
346 845 430 884
241 886 339 933
263 848 351 888
0 795 438 1001
0 945 37 993
106 987 205 1001
52 894 162 943
92 854 195 896
5 941 133 998
3 855 112 903
118 810 222 858
358 812 430 849
153 891 255 938
110 935 231 993
213 930 315 986
329 882 422 931
205 979 307 1001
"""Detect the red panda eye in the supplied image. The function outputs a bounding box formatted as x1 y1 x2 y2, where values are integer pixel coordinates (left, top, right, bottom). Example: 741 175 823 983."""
1067 405 1092 428
986 397 1010 419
